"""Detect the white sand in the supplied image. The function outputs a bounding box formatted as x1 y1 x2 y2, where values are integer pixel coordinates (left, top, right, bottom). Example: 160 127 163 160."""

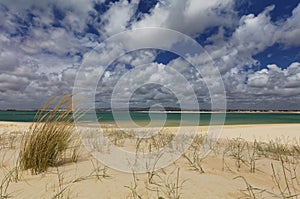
2 121 299 142
215 123 300 142
0 122 299 198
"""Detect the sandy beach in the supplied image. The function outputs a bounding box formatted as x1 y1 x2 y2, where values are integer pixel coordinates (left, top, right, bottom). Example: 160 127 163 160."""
1 121 300 140
1 122 300 198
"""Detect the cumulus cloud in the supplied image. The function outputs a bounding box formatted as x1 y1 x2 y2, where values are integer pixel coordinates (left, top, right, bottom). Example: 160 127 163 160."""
204 5 278 74
248 62 300 92
204 3 300 76
0 0 299 110
0 51 19 72
278 4 300 47
101 0 139 36
132 0 236 36
219 62 300 110
247 69 269 88
0 74 29 92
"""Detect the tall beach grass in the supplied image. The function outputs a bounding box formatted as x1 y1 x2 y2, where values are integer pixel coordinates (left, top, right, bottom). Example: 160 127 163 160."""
18 94 79 174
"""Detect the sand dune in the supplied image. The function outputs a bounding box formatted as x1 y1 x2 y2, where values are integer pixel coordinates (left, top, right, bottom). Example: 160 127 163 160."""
1 122 300 198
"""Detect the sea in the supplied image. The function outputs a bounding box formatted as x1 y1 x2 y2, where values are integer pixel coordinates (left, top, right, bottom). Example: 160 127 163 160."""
0 111 299 126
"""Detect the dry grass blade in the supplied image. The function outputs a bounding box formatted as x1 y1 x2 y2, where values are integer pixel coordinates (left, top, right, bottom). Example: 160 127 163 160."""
233 175 274 199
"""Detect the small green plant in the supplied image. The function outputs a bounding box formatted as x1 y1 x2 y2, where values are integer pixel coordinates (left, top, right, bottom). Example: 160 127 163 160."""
125 170 143 199
73 159 110 183
225 138 248 171
89 160 110 182
0 167 19 199
236 152 300 198
259 138 294 160
151 131 174 151
0 133 20 150
271 154 300 198
133 129 175 154
69 136 82 163
159 168 185 199
234 175 275 198
182 134 205 173
246 140 260 173
52 167 71 199
234 176 260 199
103 128 133 147
145 154 164 186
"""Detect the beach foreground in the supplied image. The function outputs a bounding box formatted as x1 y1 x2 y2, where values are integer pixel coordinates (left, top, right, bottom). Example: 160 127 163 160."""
1 122 300 198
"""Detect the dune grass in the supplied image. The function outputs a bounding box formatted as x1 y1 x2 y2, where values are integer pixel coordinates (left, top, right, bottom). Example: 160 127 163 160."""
18 94 78 174
0 167 18 199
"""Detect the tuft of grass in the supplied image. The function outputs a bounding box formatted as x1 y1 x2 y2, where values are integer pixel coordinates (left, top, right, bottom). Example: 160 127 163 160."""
233 175 274 199
0 167 19 199
182 135 205 173
0 132 20 150
257 138 300 160
224 137 248 171
271 154 300 198
236 149 300 198
159 168 185 199
73 159 110 183
18 94 79 174
246 139 260 173
103 128 133 147
52 167 71 199
125 170 143 199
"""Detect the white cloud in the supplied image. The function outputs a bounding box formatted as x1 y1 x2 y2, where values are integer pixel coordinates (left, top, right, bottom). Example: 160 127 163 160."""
101 0 139 36
108 62 199 109
247 62 300 95
232 5 277 52
247 69 269 87
203 3 300 78
0 0 299 110
132 0 236 36
0 73 29 92
277 4 300 47
204 5 278 74
0 51 19 71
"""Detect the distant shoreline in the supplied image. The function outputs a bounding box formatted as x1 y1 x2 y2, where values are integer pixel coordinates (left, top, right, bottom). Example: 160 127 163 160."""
1 110 300 114
137 110 300 114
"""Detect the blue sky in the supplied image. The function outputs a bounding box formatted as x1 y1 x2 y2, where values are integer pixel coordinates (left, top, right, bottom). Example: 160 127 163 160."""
0 0 299 110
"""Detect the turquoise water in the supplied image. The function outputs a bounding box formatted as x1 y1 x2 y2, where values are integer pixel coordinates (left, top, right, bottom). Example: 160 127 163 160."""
0 111 299 126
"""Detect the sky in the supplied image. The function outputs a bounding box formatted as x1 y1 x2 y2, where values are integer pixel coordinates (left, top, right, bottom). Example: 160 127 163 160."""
0 0 300 110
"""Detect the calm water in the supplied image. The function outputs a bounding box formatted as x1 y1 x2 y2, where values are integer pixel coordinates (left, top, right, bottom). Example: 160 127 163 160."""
0 111 299 126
